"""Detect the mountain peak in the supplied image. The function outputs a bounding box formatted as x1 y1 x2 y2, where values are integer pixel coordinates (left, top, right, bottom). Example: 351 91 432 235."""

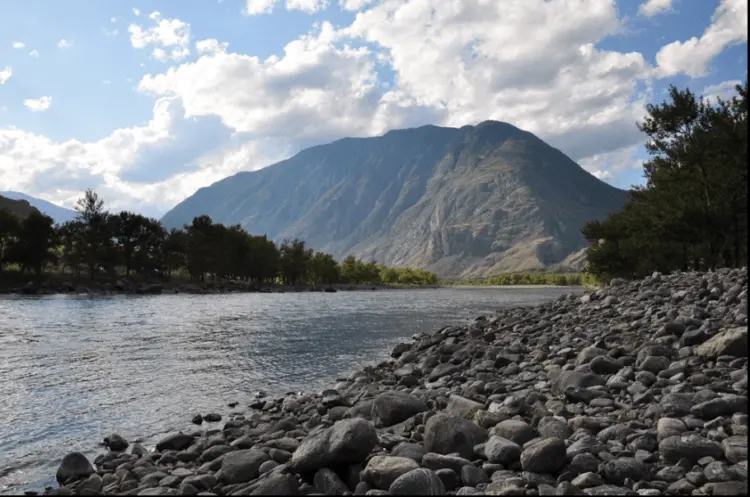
161 123 627 277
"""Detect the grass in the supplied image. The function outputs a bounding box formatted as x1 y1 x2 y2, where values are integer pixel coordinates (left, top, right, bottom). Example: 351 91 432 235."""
440 271 602 287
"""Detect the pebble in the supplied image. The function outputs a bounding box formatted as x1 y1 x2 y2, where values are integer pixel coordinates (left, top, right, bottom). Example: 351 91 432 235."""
41 269 748 496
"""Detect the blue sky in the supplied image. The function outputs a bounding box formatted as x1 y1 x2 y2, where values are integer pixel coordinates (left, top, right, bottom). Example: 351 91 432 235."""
0 0 746 216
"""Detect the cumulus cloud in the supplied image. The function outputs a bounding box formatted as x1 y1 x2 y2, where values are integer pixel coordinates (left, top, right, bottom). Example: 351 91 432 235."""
244 0 276 15
23 96 52 112
12 41 25 49
196 38 229 55
0 67 12 85
0 0 745 215
655 0 747 78
29 49 39 58
285 0 329 13
703 79 744 102
638 0 673 17
129 16 191 62
57 39 72 49
339 0 374 11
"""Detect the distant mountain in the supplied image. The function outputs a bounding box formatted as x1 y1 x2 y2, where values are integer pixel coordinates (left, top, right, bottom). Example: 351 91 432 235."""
0 191 77 225
0 194 41 219
161 121 629 278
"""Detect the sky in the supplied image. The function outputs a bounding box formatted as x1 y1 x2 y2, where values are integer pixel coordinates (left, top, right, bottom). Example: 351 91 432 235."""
0 0 747 218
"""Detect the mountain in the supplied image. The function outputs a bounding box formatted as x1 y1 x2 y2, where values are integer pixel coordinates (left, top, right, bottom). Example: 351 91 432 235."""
0 194 41 219
0 191 77 225
161 121 629 278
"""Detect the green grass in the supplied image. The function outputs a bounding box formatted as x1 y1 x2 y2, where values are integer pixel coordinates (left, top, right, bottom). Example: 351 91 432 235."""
440 271 602 287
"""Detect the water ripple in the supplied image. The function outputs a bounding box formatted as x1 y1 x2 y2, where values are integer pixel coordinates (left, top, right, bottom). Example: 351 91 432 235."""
0 286 577 494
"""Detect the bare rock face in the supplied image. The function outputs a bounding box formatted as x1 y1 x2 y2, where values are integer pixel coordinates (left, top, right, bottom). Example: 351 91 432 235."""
160 121 628 278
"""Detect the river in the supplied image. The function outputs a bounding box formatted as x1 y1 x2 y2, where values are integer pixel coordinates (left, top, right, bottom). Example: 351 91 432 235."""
0 286 579 494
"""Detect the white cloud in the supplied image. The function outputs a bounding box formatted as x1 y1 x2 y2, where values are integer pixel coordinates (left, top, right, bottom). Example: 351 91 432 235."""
149 11 161 20
244 0 276 15
703 79 743 102
133 8 141 16
23 96 52 112
129 16 191 62
638 0 673 17
655 0 747 78
196 39 229 55
12 41 25 49
0 0 744 216
110 16 118 23
0 67 12 85
339 0 373 11
57 39 72 49
285 0 329 13
29 49 40 58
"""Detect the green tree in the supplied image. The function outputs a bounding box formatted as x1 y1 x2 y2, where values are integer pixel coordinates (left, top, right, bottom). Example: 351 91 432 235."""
0 209 20 273
75 189 111 280
279 239 312 285
8 211 57 275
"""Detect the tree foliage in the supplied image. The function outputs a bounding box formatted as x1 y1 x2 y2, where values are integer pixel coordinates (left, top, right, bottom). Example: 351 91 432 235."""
0 191 438 286
583 82 748 280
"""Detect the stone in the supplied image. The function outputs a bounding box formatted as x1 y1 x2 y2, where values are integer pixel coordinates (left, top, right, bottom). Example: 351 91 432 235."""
220 449 269 484
722 435 748 464
446 395 484 419
696 327 748 358
155 433 194 452
371 391 428 427
389 468 446 495
520 438 567 474
485 436 522 465
250 472 300 495
56 452 95 485
104 434 129 452
659 434 724 463
492 419 537 446
290 418 378 473
313 468 349 495
424 414 488 460
363 456 421 490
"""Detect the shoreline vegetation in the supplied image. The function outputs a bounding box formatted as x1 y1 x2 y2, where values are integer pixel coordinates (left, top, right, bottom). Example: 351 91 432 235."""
39 268 748 496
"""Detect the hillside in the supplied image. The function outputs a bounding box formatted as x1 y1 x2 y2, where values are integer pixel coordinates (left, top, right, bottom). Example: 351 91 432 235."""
0 191 77 225
0 194 41 219
161 121 629 278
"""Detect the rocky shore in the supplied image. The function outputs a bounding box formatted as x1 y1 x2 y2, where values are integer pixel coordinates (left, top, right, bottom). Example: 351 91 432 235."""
42 269 747 496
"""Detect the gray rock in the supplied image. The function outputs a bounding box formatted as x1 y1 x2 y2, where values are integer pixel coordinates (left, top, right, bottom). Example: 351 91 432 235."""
220 449 269 484
659 434 724 463
485 436 522 465
392 442 425 463
56 452 95 485
155 433 194 452
696 327 748 358
250 472 300 495
290 418 378 473
520 438 567 474
104 434 129 452
492 419 537 446
537 417 573 440
601 457 649 485
692 395 748 420
371 391 428 427
363 456 421 490
313 468 349 495
722 435 748 464
389 468 446 495
446 395 484 419
424 414 488 460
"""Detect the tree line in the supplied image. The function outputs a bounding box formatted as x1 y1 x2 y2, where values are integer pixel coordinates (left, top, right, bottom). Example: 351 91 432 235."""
440 272 599 287
0 190 438 287
583 81 747 281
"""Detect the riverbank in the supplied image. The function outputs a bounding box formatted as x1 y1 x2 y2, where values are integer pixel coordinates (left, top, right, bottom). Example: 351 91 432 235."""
41 268 747 496
0 275 440 296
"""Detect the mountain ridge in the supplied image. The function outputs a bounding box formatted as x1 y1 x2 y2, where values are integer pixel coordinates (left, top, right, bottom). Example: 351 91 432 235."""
162 121 629 277
0 191 77 225
0 194 42 219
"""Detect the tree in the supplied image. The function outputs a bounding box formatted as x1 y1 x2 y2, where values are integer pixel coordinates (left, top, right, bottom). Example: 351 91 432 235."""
279 239 312 285
583 81 748 280
0 209 20 273
8 211 57 275
75 189 111 279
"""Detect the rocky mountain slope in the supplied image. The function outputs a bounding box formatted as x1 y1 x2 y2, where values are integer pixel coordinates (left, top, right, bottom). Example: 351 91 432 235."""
161 121 629 277
0 191 77 224
0 194 41 219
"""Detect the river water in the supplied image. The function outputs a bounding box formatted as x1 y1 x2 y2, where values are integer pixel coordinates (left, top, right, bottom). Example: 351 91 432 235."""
0 287 578 493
